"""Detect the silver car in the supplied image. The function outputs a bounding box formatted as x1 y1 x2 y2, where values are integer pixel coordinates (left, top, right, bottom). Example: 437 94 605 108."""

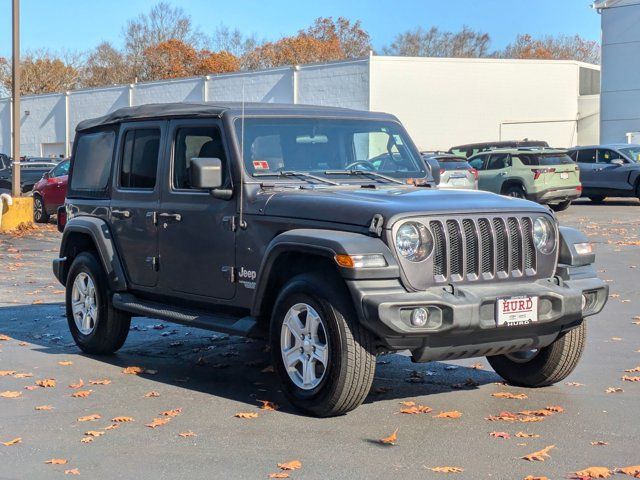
424 154 478 190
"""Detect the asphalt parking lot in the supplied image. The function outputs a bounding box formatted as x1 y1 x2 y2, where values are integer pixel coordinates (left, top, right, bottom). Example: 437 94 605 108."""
1 199 639 480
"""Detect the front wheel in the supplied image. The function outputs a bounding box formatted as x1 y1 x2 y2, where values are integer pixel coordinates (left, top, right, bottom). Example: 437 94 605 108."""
487 322 586 387
270 273 376 417
33 195 50 223
550 200 571 212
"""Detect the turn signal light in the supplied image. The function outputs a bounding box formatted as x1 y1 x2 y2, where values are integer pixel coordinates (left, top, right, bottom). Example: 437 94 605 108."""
334 254 387 269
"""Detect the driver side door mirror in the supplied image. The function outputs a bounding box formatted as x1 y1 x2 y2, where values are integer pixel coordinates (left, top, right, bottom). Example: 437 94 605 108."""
190 157 232 200
611 158 624 166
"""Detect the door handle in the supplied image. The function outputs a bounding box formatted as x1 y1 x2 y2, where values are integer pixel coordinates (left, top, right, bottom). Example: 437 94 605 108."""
499 172 507 176
111 209 131 219
158 212 182 222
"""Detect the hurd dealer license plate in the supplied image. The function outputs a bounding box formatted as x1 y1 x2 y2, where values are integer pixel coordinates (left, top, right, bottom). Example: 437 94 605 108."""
496 296 538 327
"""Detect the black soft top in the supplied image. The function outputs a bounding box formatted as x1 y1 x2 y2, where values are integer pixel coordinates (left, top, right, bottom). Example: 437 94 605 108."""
76 102 397 132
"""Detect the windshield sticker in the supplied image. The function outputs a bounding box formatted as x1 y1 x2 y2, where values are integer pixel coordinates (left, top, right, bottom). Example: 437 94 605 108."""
253 160 270 170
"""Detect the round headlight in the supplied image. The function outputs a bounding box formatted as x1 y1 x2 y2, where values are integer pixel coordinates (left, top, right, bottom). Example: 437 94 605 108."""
533 216 557 254
395 222 433 262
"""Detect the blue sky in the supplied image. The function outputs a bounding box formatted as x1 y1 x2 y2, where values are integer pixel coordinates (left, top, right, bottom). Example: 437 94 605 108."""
0 0 602 57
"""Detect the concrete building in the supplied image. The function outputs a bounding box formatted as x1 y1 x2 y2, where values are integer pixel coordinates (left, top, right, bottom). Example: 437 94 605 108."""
0 54 601 157
595 0 640 143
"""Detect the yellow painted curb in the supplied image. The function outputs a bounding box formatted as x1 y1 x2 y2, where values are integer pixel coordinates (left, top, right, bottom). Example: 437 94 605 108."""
0 196 34 232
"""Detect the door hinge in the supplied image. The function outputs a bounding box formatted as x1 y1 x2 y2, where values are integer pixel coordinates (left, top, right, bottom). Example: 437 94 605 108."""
222 215 237 232
222 266 236 283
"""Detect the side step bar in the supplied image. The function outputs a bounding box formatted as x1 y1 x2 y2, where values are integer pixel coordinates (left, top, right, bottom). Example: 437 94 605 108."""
112 293 261 338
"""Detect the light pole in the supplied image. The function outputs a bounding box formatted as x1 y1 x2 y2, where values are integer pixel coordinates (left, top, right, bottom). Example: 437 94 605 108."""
11 0 21 198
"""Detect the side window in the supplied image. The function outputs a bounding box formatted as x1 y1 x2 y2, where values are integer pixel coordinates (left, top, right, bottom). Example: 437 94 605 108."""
567 151 578 162
119 129 160 189
69 130 116 195
468 157 484 170
598 149 623 164
51 160 70 178
173 126 226 190
578 149 596 163
486 154 510 170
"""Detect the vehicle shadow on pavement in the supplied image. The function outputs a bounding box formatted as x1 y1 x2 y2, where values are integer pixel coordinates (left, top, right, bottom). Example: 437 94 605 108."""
572 198 640 207
0 303 502 415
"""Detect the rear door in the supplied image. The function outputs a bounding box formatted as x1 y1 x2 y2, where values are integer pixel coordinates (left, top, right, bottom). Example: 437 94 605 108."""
157 118 237 301
575 148 598 189
110 121 164 288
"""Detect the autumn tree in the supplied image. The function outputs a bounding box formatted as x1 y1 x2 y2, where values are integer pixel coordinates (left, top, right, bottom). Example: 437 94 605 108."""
383 26 491 58
0 50 81 96
212 26 260 66
501 34 600 64
306 17 371 58
81 42 134 88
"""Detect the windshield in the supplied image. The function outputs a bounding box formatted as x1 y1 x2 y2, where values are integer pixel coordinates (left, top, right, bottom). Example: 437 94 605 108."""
619 147 640 163
518 153 574 166
235 118 426 180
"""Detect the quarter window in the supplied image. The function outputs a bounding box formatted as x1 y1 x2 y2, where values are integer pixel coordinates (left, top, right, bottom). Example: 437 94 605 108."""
598 149 623 164
69 130 116 195
120 129 161 189
173 126 226 190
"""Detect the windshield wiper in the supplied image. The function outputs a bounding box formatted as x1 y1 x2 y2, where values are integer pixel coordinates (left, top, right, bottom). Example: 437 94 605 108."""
252 170 339 186
324 169 405 185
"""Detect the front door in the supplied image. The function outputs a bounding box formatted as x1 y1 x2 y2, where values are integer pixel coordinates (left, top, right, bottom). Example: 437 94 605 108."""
480 153 511 193
110 121 164 288
157 119 237 301
595 149 633 193
576 148 598 191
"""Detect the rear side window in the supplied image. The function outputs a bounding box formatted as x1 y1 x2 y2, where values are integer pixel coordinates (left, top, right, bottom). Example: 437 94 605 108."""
70 130 116 196
486 154 510 170
577 149 596 163
598 149 623 164
518 154 574 166
120 129 161 189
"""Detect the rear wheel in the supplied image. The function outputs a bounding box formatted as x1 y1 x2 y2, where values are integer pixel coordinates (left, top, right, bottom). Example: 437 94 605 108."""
589 195 606 204
33 195 49 223
503 185 526 199
270 272 376 417
487 322 586 387
550 200 571 212
66 252 130 355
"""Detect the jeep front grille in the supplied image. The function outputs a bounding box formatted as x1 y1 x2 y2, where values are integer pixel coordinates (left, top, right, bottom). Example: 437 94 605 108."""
430 215 537 283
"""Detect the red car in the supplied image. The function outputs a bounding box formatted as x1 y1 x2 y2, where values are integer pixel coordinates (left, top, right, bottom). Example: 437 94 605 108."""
32 159 69 223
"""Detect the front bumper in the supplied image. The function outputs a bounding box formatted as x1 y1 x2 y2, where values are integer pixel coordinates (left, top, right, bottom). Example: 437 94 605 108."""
528 187 581 204
347 274 608 362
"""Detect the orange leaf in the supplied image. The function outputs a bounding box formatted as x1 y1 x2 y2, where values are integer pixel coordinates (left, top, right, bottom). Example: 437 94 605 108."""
524 476 550 480
111 416 134 423
71 390 92 398
434 411 462 419
491 392 527 400
58 361 73 366
144 391 160 398
179 431 197 437
277 460 302 471
13 373 33 378
522 445 554 462
160 408 182 417
268 474 289 479
573 466 612 478
590 441 608 446
69 379 85 389
624 366 640 373
379 429 398 445
35 405 54 411
545 406 564 413
605 387 623 393
234 412 259 419
516 432 540 438
80 437 93 444
45 459 68 465
258 400 278 411
78 414 101 422
122 366 143 375
622 375 640 382
400 401 416 407
65 468 80 475
0 370 16 376
617 465 640 476
146 417 170 428
0 391 22 398
84 430 104 437
89 379 111 385
429 466 464 473
519 409 554 417
400 404 432 414
2 437 22 446
490 431 510 439
104 424 119 430
0 334 11 341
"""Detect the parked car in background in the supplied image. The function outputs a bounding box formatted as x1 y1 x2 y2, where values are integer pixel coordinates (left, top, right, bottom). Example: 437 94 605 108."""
449 140 550 159
468 148 581 211
32 159 70 223
422 153 477 190
0 159 60 194
567 144 640 203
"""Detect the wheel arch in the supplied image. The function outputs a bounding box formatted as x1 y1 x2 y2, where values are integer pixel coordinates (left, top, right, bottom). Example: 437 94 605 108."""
500 178 526 194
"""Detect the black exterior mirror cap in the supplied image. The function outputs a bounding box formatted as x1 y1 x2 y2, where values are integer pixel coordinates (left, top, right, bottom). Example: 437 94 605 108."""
190 157 223 189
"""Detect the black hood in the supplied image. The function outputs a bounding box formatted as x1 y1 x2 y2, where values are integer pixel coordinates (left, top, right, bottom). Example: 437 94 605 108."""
258 186 550 228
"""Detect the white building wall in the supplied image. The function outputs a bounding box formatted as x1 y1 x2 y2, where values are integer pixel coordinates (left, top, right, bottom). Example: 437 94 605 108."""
296 60 369 110
369 56 587 151
133 78 204 106
207 68 293 103
0 99 10 155
19 94 66 156
69 86 130 142
599 2 640 143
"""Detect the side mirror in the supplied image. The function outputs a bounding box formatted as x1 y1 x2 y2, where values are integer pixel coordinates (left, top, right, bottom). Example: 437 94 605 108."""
43 172 50 180
611 158 624 166
190 157 232 200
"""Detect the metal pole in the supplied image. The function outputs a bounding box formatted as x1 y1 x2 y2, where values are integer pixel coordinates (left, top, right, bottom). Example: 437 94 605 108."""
11 0 20 197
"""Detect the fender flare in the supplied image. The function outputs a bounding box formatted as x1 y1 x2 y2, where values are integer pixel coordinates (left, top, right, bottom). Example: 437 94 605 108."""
59 216 127 291
251 229 399 316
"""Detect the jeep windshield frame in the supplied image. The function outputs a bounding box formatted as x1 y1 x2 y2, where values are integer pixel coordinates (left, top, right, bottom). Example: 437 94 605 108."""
234 117 428 183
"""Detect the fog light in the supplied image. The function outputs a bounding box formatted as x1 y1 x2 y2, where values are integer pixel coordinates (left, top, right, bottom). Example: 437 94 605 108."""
410 308 429 327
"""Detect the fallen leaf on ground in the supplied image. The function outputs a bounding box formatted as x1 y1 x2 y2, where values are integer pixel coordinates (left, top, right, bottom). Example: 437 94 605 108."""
104 424 119 431
434 411 462 419
122 366 143 375
258 400 278 411
58 361 73 366
64 468 80 475
516 432 540 438
178 431 196 437
400 401 416 407
277 460 302 471
490 431 510 439
429 466 464 473
0 391 22 398
71 390 92 398
24 386 39 391
590 441 608 446
0 334 11 341
617 465 640 476
379 429 398 445
84 431 104 437
80 437 93 444
268 474 289 479
160 408 182 417
69 379 84 389
0 370 16 376
524 476 549 480
35 405 53 411
605 387 623 393
2 437 21 446
89 379 111 385
111 416 134 423
545 406 564 413
144 391 160 398
622 375 640 382
234 412 258 419
78 414 101 422
566 382 584 387
492 392 527 400
13 373 33 378
573 466 612 478
522 445 554 462
45 459 68 465
36 379 56 388
519 409 554 417
146 417 170 428
624 366 640 373
400 405 432 414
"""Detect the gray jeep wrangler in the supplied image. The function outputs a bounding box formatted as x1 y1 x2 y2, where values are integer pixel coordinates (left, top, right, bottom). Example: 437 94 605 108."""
53 103 608 417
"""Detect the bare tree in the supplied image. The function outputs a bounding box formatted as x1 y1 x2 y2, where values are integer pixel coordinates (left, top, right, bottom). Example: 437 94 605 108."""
81 42 134 88
306 17 371 58
212 26 259 61
383 26 491 58
0 50 82 96
501 34 600 64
